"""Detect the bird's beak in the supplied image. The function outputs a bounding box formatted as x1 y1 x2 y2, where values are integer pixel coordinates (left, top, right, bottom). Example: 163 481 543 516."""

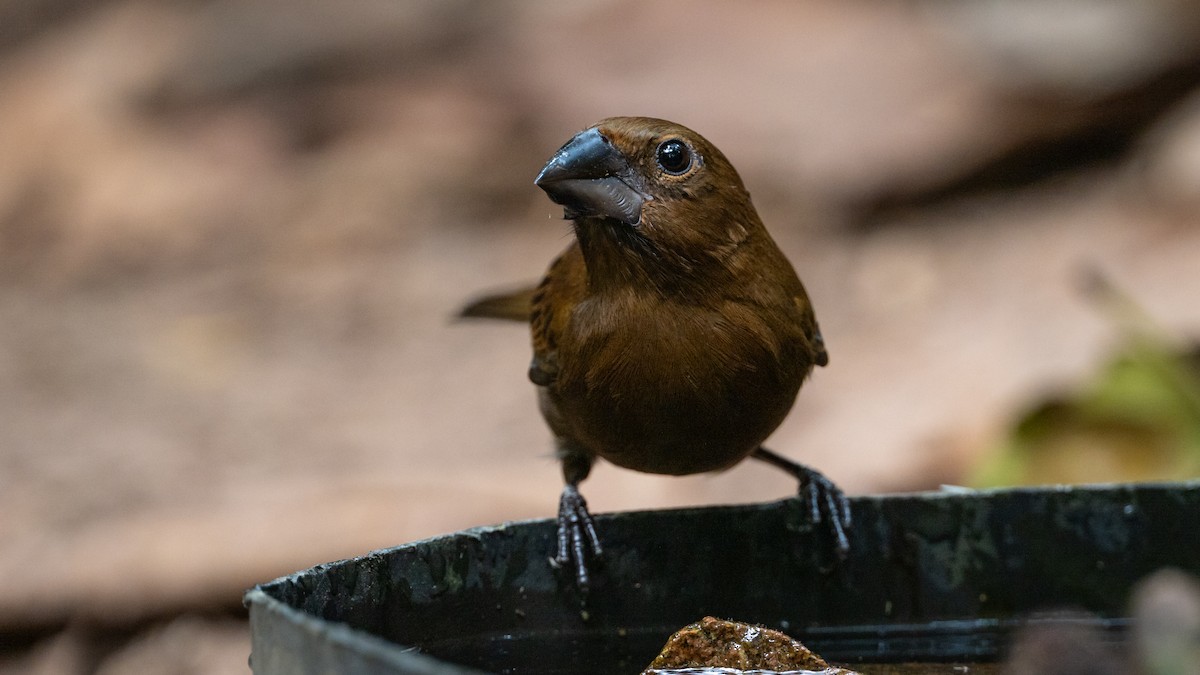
535 127 645 225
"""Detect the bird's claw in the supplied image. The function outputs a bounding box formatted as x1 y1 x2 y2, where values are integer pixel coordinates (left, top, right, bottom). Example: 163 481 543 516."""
752 448 853 558
798 465 852 558
552 484 603 590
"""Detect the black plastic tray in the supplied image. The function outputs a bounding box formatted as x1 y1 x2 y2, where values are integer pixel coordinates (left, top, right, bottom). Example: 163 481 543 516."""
245 482 1200 674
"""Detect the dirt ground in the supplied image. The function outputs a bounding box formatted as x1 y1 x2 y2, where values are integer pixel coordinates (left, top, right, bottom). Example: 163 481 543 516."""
2 1 1199 672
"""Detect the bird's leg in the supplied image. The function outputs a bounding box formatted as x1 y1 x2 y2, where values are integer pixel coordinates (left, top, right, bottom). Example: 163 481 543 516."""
752 447 852 557
552 445 602 590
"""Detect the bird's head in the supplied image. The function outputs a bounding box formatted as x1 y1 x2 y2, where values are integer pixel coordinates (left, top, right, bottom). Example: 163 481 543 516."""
535 117 760 283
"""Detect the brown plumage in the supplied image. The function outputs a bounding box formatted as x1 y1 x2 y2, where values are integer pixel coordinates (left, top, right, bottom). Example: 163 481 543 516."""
463 117 849 589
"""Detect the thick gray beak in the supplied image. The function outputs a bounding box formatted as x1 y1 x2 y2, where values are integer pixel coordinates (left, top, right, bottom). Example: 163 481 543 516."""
535 127 645 225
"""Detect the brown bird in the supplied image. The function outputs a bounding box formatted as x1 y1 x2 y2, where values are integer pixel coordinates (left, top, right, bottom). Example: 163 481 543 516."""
463 117 850 589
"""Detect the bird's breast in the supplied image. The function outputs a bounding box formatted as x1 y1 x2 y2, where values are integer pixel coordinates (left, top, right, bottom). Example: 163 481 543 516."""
548 294 810 475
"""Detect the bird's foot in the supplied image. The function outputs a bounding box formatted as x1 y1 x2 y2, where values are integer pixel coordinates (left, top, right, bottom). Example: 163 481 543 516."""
752 447 852 558
797 465 852 558
551 484 603 590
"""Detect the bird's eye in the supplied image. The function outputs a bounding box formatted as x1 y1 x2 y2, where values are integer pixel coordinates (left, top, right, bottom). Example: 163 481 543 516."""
655 139 693 175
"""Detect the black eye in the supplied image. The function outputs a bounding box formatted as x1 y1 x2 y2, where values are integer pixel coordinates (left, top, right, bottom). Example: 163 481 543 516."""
655 139 692 175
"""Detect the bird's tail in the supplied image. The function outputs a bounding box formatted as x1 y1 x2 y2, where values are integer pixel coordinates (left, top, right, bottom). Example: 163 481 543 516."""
457 285 537 322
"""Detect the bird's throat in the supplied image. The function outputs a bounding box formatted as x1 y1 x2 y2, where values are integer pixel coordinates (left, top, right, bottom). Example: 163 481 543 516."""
573 217 664 292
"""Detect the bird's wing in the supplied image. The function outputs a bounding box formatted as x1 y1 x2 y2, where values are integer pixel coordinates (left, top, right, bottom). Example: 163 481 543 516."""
793 293 828 368
529 243 587 387
812 326 829 367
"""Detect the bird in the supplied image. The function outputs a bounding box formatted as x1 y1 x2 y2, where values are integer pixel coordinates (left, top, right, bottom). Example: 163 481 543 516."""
462 117 850 590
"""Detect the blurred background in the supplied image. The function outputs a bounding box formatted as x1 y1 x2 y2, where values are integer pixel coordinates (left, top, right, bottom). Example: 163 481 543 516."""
2 0 1199 672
